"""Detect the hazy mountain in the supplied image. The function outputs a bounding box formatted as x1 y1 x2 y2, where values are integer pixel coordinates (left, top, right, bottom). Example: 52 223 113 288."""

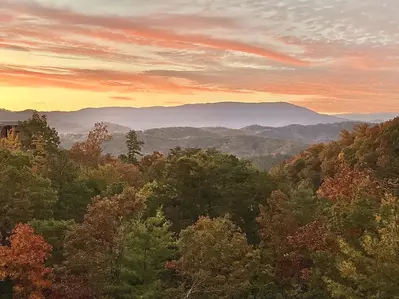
60 121 363 171
337 112 398 123
1 102 346 133
61 129 308 166
241 122 363 144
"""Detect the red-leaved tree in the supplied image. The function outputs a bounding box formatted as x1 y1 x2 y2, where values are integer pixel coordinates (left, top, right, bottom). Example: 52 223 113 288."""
0 224 52 299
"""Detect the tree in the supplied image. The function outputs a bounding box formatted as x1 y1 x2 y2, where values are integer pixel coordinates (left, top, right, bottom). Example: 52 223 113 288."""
0 148 57 239
18 111 60 153
44 149 94 222
82 160 143 193
0 128 21 151
0 224 52 299
318 165 382 238
325 194 399 299
140 151 165 183
119 130 144 165
175 217 258 299
107 210 176 298
255 188 333 298
30 219 75 266
53 187 146 298
146 149 275 243
69 122 111 167
257 190 298 281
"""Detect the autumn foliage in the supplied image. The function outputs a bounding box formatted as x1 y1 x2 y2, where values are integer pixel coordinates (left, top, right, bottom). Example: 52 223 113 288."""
69 122 111 167
317 165 381 202
1 113 398 299
0 224 52 299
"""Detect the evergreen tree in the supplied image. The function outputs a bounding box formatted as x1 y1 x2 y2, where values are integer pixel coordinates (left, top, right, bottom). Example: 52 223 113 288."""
120 130 144 165
108 210 176 298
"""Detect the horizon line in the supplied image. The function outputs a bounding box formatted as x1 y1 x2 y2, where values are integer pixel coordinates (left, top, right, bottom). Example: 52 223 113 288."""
1 101 398 115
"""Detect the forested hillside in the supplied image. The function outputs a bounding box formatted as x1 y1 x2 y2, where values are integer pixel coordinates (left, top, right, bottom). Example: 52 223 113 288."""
0 112 398 299
60 122 361 171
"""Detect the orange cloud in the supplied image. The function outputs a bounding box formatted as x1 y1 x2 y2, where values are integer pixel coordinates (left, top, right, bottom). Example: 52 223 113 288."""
0 65 232 94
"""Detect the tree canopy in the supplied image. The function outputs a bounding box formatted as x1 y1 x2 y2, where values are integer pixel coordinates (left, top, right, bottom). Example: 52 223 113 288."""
0 112 398 299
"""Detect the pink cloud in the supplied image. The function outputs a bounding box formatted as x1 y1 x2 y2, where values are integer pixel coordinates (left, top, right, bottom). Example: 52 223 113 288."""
0 11 14 22
2 0 308 66
109 96 136 101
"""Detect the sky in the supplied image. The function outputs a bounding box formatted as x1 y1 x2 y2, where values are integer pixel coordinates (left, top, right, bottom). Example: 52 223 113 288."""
0 0 398 113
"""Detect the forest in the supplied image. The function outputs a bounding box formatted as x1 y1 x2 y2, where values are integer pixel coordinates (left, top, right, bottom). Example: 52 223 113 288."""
0 112 398 299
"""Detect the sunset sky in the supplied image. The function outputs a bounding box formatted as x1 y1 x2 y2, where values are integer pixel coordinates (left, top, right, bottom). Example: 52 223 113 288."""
0 0 398 113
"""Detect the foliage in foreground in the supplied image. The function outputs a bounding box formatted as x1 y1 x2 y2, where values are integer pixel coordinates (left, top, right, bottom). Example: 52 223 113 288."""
0 113 398 298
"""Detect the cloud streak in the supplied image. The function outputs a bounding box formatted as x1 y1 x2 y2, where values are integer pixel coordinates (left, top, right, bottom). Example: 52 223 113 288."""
2 0 308 66
110 96 136 101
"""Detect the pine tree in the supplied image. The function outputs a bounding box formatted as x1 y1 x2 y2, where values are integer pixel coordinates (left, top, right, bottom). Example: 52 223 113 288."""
120 130 144 165
108 209 176 298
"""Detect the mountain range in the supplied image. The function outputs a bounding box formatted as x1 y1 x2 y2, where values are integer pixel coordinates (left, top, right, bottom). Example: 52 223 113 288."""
3 101 394 170
2 102 397 133
0 102 346 133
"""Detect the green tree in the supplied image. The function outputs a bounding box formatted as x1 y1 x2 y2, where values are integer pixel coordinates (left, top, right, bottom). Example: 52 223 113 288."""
18 111 60 153
146 148 275 243
45 149 95 221
29 219 75 266
0 148 57 240
107 209 176 298
325 194 399 299
119 130 144 165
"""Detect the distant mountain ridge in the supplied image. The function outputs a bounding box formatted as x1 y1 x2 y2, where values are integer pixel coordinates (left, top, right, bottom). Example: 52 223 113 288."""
1 102 347 133
60 121 363 160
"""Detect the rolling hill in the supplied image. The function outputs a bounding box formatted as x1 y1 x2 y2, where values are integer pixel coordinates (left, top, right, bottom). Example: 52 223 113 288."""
59 121 363 170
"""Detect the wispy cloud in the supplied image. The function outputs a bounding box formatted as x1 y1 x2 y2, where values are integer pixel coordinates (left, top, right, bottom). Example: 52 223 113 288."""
1 0 307 65
110 96 136 101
